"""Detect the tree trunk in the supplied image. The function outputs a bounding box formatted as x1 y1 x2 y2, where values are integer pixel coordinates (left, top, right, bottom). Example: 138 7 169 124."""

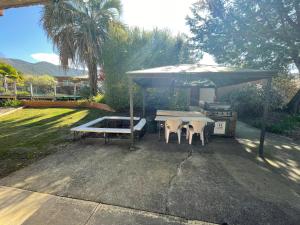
294 57 300 74
87 62 98 96
290 48 300 73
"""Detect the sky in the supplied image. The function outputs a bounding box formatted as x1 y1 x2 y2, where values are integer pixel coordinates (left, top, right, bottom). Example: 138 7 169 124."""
0 0 215 65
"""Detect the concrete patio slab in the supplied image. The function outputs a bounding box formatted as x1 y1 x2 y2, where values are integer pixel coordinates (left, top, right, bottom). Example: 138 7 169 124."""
0 139 190 213
87 203 214 225
0 186 97 225
0 125 299 225
0 186 215 225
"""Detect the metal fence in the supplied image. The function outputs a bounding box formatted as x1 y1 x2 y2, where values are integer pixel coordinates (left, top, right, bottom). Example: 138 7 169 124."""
0 81 83 100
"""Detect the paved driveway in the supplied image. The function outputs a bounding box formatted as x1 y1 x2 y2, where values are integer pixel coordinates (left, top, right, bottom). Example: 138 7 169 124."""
0 124 299 225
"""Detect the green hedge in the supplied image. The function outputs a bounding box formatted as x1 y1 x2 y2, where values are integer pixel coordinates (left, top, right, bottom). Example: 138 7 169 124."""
0 99 23 107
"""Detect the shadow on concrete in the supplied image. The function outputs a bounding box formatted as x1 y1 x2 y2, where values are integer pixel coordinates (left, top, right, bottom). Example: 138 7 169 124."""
236 122 300 193
0 129 299 225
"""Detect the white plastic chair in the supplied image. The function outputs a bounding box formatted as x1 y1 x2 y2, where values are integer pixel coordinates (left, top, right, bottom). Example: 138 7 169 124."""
187 120 207 146
165 119 183 144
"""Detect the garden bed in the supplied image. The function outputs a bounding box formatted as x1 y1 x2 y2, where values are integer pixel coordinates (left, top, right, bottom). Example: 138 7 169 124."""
243 112 300 140
21 100 115 112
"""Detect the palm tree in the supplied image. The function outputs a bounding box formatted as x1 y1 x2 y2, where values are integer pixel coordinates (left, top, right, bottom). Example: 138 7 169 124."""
42 0 122 96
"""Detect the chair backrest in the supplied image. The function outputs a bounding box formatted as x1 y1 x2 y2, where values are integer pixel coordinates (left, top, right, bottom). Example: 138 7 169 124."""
189 120 207 133
165 119 182 132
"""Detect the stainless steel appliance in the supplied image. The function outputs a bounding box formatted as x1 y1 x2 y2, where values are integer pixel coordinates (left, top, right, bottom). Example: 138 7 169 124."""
191 102 237 137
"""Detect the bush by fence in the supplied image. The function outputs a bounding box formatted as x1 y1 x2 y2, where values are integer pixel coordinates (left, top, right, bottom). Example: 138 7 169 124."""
0 99 22 107
220 75 299 118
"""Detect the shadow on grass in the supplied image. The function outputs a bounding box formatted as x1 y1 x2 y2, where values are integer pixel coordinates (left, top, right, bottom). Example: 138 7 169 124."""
0 115 42 129
0 110 79 148
0 108 114 178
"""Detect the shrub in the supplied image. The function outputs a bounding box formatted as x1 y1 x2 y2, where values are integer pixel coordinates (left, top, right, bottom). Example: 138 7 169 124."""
23 74 56 95
102 26 193 112
168 89 189 111
78 86 103 98
0 87 13 95
79 86 91 98
17 91 30 96
75 94 106 107
137 88 189 113
24 74 56 86
144 88 170 111
0 99 22 107
91 94 105 103
249 113 300 134
272 74 299 105
221 84 263 117
221 83 284 118
0 87 5 93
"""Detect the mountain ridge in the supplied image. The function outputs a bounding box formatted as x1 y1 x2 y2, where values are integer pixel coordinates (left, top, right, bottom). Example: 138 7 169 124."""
0 58 86 77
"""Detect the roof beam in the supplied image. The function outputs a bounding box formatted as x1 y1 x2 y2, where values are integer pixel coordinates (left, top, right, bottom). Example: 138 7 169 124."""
0 0 50 9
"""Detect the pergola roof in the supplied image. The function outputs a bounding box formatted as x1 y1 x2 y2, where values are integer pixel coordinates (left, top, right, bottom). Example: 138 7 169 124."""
0 0 50 9
127 64 278 88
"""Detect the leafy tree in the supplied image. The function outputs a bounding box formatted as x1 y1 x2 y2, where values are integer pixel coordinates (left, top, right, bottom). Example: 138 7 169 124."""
24 74 56 95
187 0 300 72
0 62 22 80
24 74 56 87
220 83 286 118
0 62 23 92
102 25 193 111
272 74 299 104
42 0 122 96
220 74 298 118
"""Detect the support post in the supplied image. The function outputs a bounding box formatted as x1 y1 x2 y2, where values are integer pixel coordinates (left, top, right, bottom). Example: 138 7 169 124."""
73 83 77 100
129 77 135 148
187 87 191 107
142 88 146 117
13 81 17 98
54 84 57 100
259 78 272 158
30 83 33 100
4 76 7 92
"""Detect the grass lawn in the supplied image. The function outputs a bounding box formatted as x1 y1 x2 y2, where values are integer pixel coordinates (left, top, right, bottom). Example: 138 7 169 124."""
0 108 110 178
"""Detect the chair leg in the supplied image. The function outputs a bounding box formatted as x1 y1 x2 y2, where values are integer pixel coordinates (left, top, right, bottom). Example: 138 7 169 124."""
201 132 204 146
186 129 189 140
165 128 167 141
177 130 181 144
189 132 193 145
166 130 170 143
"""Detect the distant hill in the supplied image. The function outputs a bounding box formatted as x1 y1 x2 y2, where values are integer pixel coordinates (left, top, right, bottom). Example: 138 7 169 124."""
0 58 86 77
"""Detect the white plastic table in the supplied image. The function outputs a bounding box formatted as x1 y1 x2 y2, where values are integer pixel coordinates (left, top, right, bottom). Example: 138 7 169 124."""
156 110 206 117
